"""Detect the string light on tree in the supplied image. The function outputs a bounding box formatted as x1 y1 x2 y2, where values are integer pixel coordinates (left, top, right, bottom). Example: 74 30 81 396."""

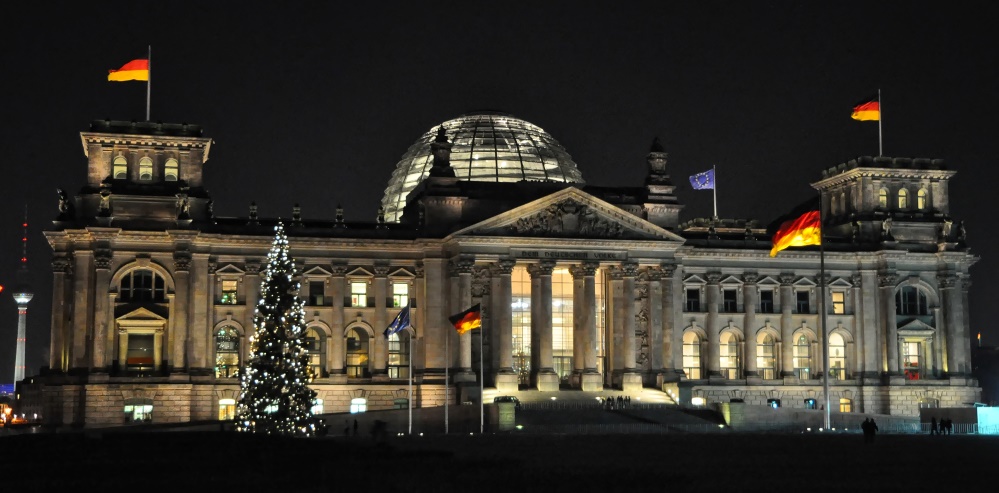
236 223 320 436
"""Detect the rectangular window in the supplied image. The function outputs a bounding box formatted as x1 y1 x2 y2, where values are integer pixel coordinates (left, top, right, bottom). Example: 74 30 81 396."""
220 280 238 304
350 281 367 307
759 290 774 313
804 398 817 410
839 398 853 413
685 288 701 312
831 291 845 314
218 399 236 420
392 282 409 307
903 341 921 380
723 289 738 312
309 280 325 306
795 291 810 314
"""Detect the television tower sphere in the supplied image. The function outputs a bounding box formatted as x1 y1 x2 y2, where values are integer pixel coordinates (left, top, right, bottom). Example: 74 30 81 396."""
12 283 33 305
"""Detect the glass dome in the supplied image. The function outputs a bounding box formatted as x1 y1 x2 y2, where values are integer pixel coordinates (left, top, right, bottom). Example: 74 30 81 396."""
381 112 585 222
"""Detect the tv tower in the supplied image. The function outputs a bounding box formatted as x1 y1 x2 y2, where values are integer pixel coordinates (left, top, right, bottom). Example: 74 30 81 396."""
11 207 32 384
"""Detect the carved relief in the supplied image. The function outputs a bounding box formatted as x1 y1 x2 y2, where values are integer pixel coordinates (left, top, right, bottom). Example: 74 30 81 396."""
471 265 491 297
174 254 192 272
52 256 72 273
94 249 113 270
742 272 759 284
510 198 624 238
878 273 898 287
779 273 796 286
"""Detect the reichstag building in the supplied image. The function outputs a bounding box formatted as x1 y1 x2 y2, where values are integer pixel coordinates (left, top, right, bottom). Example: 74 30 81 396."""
21 112 979 426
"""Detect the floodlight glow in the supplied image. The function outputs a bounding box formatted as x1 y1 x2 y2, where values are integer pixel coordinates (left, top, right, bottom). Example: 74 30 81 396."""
691 397 705 406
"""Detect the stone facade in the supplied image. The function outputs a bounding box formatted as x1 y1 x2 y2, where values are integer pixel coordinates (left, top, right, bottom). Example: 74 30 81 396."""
19 116 979 427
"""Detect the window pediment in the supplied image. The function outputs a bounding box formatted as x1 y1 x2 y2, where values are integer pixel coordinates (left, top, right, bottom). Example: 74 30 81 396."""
684 274 706 285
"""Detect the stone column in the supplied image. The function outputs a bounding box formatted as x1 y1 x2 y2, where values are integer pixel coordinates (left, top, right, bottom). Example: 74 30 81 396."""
879 273 900 378
779 273 795 378
742 273 759 381
49 256 71 373
620 262 641 391
328 264 346 380
92 250 113 372
960 279 972 376
172 254 191 373
118 328 128 369
153 328 164 373
372 265 389 380
491 259 517 392
662 264 682 381
849 274 864 378
939 273 965 377
581 261 601 391
859 270 879 380
70 252 93 370
608 267 623 385
422 258 448 373
647 267 664 376
705 272 722 380
244 261 261 340
412 263 426 378
454 257 476 382
572 265 586 379
529 260 558 391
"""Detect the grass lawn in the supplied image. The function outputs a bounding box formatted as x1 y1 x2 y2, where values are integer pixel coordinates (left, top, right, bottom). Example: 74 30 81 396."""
2 430 994 492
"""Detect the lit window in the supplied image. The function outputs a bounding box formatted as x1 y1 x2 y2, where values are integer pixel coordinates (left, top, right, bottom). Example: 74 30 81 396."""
804 398 817 410
832 291 845 314
215 326 239 378
757 333 777 380
346 328 369 378
829 333 846 380
392 282 409 308
139 157 153 181
164 158 179 181
795 291 810 314
311 398 324 415
350 397 367 414
878 188 889 208
839 398 853 413
685 288 701 312
388 332 410 379
218 398 236 420
917 188 927 210
722 289 738 312
120 269 167 303
898 188 908 209
113 155 128 179
126 334 155 374
220 280 238 304
394 398 408 410
793 334 811 379
719 332 740 379
767 399 781 409
351 281 368 307
124 398 153 423
304 327 324 378
682 331 701 379
903 341 921 380
896 286 928 315
759 290 774 313
309 280 325 306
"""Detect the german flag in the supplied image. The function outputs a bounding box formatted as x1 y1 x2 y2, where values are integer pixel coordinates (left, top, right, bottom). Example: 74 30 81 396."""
770 210 821 257
851 94 880 121
108 59 149 82
449 303 481 335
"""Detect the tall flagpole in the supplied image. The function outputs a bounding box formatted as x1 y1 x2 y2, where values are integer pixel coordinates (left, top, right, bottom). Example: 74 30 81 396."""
146 45 152 122
408 330 413 435
712 165 718 220
878 88 883 157
819 193 830 430
479 326 484 434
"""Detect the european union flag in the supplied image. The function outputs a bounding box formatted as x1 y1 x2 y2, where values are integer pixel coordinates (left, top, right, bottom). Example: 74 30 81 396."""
689 169 715 190
384 305 411 338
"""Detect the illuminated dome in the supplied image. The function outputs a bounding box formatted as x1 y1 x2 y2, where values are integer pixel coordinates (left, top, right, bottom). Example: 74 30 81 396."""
381 112 585 221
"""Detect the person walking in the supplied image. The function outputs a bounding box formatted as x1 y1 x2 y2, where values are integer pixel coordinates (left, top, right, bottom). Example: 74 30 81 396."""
870 419 878 441
930 417 938 435
861 418 871 443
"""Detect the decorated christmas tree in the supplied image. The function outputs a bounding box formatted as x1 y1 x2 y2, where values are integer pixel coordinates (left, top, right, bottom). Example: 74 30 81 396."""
237 223 320 437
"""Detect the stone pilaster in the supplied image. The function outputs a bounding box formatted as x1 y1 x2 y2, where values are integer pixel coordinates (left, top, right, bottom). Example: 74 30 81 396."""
492 259 517 392
172 252 191 373
49 255 71 373
779 273 795 378
880 272 901 380
328 264 346 380
742 272 760 382
372 265 389 381
528 260 558 391
705 271 722 381
620 262 642 391
453 257 476 382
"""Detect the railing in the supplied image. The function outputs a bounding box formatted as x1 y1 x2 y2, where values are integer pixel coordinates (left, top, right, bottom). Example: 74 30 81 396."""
508 423 728 435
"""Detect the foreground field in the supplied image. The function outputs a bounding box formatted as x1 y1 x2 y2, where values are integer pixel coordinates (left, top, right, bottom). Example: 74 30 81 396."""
1 430 994 492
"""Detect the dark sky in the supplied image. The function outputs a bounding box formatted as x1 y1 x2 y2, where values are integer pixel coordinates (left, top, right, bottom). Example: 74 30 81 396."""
2 1 997 382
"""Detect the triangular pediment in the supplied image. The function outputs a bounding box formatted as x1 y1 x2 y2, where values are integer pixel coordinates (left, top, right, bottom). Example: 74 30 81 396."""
115 306 168 321
684 274 707 285
757 276 780 286
829 277 853 288
347 267 373 277
793 277 817 287
389 267 415 278
898 318 935 335
303 266 333 277
451 187 686 241
720 275 743 285
216 264 245 275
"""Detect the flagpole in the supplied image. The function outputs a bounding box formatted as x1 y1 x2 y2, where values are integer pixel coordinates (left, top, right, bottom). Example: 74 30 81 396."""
408 328 413 435
479 324 484 434
146 45 152 122
878 88 883 156
712 165 718 220
819 192 830 430
445 325 449 435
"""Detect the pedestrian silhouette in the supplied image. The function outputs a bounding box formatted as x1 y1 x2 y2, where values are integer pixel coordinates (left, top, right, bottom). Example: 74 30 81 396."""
930 417 938 435
861 418 872 443
870 419 878 441
353 418 359 436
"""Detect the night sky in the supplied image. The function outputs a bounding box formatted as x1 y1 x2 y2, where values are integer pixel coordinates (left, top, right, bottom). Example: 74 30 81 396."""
2 2 997 382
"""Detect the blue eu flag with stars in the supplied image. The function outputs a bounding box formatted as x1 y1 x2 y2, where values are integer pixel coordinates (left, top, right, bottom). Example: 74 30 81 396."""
689 169 715 190
384 305 411 338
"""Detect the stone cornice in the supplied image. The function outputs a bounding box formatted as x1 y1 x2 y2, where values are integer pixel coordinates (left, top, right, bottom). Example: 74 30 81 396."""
811 166 955 190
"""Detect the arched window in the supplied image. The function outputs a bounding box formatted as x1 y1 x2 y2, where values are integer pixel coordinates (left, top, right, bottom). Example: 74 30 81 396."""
682 331 701 379
214 326 240 378
164 158 179 181
793 334 811 379
898 188 908 209
387 331 410 379
896 286 928 315
304 327 324 378
113 155 128 180
878 188 889 208
119 270 167 303
719 332 740 379
917 188 928 210
829 333 846 380
139 157 153 181
756 333 777 380
346 328 369 378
